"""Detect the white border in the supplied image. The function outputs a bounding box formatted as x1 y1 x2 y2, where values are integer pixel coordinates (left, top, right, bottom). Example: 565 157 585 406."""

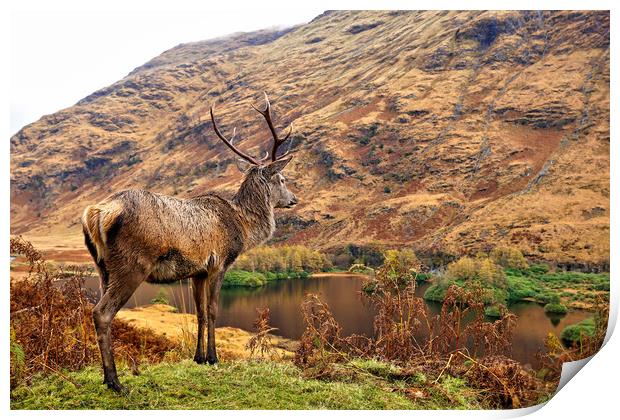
3 0 617 418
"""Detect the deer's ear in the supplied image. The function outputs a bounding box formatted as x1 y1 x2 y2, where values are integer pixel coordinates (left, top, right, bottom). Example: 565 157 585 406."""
265 156 293 176
235 159 253 173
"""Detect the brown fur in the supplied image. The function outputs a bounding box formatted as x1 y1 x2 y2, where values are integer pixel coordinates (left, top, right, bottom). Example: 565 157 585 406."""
82 201 123 263
82 158 297 392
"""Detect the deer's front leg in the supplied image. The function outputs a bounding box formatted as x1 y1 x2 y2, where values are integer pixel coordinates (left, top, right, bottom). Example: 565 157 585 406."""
191 275 208 364
206 271 224 365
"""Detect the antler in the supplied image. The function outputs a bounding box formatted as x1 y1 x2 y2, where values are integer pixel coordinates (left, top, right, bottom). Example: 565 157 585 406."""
210 106 261 165
251 92 294 162
211 93 295 166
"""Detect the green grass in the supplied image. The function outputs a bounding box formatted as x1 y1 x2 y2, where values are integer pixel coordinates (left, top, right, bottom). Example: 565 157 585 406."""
561 318 596 345
425 265 609 311
413 272 432 282
150 288 170 305
544 303 568 314
423 282 449 302
484 305 501 318
223 270 267 287
10 360 483 410
223 270 310 288
264 271 310 281
423 278 507 306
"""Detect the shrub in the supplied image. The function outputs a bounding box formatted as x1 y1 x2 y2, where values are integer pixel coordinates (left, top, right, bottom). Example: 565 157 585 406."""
533 291 558 304
295 272 533 408
441 257 507 305
484 286 508 306
446 257 477 282
223 270 266 287
544 303 568 314
484 305 501 318
362 281 378 294
527 263 549 275
592 281 610 291
477 258 506 288
413 272 432 282
150 288 169 305
348 263 374 275
561 318 596 345
490 247 529 270
380 249 421 285
423 282 449 302
506 275 537 301
246 308 277 359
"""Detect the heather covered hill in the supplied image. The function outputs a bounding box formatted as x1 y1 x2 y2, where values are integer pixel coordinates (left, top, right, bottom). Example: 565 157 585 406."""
10 10 610 268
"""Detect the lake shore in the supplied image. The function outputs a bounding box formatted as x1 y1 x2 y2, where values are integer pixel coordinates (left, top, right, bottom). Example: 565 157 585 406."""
117 303 298 360
310 272 369 279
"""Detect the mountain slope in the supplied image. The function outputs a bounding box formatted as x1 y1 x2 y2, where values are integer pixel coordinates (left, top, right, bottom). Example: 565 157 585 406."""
10 10 610 268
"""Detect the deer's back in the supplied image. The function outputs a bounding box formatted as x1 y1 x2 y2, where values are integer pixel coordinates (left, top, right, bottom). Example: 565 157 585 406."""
91 189 245 282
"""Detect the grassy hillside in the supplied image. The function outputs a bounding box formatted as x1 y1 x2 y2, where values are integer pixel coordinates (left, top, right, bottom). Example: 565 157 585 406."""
10 360 484 410
10 11 609 268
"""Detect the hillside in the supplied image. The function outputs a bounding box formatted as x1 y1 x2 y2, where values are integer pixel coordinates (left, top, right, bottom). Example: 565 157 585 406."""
10 10 610 269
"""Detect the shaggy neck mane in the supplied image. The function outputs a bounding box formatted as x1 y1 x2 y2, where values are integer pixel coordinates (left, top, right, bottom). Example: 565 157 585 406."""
232 167 274 249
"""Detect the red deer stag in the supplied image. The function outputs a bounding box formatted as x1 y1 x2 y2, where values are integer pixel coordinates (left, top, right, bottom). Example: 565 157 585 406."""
82 93 298 392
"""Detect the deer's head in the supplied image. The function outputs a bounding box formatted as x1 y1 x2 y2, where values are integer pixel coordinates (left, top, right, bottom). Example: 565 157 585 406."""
211 93 299 209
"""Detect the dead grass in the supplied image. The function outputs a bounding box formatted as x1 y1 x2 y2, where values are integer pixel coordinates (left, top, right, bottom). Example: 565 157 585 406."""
246 307 279 360
10 237 176 388
116 304 295 360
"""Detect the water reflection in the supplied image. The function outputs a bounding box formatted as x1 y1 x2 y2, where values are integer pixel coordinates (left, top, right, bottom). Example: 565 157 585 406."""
82 274 592 368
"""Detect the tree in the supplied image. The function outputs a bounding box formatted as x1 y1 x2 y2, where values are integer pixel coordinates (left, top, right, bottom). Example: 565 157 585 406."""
490 246 529 270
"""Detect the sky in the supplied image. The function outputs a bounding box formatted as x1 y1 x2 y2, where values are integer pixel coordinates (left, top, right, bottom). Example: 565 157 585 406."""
9 8 323 135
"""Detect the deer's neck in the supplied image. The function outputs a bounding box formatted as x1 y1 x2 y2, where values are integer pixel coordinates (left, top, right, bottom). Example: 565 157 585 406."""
233 186 275 251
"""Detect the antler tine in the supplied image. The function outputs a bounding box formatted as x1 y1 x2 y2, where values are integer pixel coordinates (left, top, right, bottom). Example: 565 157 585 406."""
251 92 294 162
210 106 260 165
282 122 293 141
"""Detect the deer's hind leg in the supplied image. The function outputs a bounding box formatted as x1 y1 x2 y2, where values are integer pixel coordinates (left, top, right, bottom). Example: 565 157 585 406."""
92 265 146 392
191 274 208 364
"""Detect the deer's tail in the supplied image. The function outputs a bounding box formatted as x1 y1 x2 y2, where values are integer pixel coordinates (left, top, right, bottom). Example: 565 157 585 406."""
81 202 123 263
82 205 104 262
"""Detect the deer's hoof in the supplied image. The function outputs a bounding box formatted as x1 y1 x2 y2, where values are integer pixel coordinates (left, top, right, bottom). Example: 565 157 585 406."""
106 379 127 394
207 356 219 365
193 355 207 364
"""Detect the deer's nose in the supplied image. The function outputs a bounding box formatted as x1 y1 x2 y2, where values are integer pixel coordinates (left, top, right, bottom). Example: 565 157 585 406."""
290 195 299 205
